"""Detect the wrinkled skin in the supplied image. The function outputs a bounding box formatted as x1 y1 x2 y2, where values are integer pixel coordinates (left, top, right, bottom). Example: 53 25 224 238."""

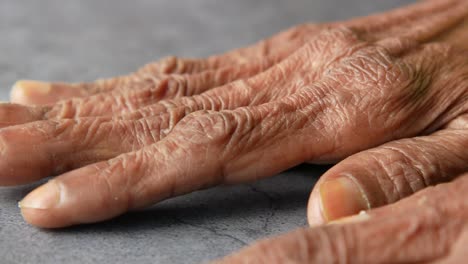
217 174 468 263
1 0 468 262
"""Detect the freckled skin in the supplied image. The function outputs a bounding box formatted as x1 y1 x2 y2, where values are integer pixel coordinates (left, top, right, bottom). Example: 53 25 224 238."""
2 0 468 262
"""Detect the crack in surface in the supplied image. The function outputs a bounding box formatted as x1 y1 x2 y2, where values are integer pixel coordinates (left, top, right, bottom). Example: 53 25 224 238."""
249 185 277 231
173 216 248 247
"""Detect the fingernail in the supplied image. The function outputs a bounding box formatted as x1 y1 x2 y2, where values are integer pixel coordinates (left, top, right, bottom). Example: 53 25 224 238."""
319 176 370 222
328 210 370 225
19 180 61 209
11 80 51 101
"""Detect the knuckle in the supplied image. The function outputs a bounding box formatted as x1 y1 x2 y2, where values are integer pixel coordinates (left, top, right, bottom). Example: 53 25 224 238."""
132 113 180 144
174 110 236 145
121 118 158 148
47 94 120 119
173 108 258 155
154 74 189 98
331 44 435 134
303 26 364 65
191 93 223 111
148 56 198 74
127 97 184 119
93 161 130 210
368 144 430 203
168 74 189 96
361 129 468 206
313 26 363 49
65 118 102 145
46 100 77 119
160 107 188 137
377 36 418 56
108 93 137 113
341 46 410 89
111 112 186 152
203 80 253 108
145 56 179 74
101 150 151 209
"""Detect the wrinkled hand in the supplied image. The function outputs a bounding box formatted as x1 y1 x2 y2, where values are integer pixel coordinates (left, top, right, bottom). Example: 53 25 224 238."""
1 0 467 260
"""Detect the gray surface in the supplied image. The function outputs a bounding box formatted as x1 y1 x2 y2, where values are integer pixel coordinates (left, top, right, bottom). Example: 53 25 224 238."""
0 1 413 263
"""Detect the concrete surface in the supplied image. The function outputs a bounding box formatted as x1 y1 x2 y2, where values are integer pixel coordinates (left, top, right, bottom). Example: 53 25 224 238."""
0 1 413 263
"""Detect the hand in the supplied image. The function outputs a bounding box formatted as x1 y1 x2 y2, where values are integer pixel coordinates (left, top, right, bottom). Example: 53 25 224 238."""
216 173 468 263
1 0 466 238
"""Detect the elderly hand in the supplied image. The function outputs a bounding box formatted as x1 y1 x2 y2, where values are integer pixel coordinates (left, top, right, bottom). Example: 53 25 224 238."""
1 0 467 260
216 173 468 263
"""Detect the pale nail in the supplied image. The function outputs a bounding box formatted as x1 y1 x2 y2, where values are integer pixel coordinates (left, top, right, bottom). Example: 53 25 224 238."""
19 180 61 209
319 176 370 222
11 80 52 101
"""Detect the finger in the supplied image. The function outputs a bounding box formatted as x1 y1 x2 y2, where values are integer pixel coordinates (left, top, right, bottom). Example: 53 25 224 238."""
307 124 468 225
11 24 316 106
139 23 317 75
10 52 281 107
10 76 137 105
217 172 468 263
14 55 283 120
347 0 463 36
0 112 185 186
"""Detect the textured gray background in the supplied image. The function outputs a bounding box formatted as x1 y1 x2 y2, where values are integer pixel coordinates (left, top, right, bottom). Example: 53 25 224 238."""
0 1 413 263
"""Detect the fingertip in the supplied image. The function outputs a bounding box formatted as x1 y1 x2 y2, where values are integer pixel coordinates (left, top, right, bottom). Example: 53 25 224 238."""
18 180 73 228
11 80 85 105
320 176 370 220
20 207 74 228
19 165 131 228
307 174 371 225
307 188 327 226
11 80 52 105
